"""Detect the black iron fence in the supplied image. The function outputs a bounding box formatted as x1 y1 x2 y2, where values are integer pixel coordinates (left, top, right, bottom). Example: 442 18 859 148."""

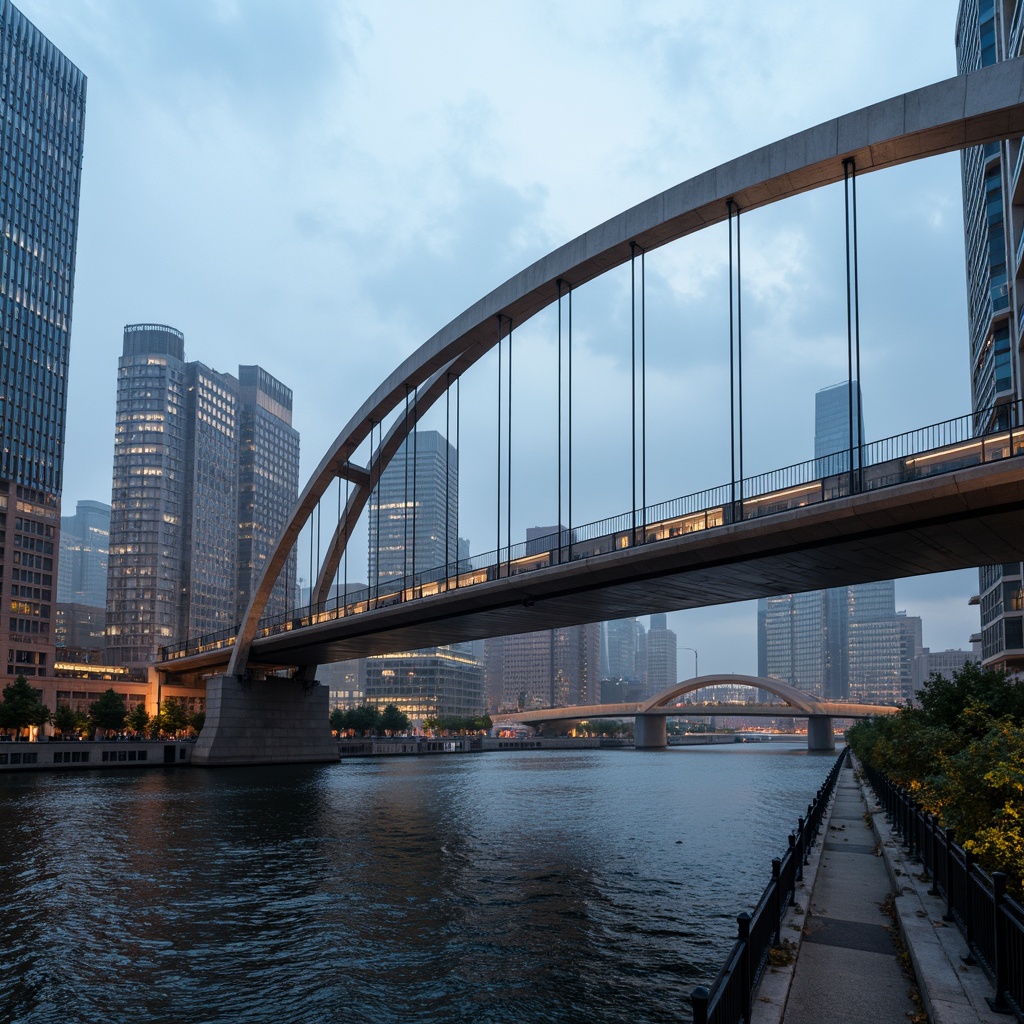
860 761 1024 1019
688 748 848 1024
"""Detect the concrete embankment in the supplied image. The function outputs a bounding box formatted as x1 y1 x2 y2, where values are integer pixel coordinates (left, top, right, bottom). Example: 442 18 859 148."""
0 739 193 772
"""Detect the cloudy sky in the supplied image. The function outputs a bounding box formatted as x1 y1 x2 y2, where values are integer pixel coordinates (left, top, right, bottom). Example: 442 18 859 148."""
20 0 980 675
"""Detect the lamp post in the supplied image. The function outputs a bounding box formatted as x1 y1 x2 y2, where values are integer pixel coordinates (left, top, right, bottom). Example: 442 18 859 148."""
680 646 699 695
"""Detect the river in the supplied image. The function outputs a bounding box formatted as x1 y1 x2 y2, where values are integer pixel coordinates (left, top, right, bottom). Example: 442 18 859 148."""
0 742 837 1024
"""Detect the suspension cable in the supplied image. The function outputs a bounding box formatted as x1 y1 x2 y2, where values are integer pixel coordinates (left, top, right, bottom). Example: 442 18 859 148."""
844 157 859 495
496 315 503 567
507 317 513 572
557 279 563 564
641 246 647 535
727 200 737 517
568 285 573 560
631 240 637 542
411 388 418 588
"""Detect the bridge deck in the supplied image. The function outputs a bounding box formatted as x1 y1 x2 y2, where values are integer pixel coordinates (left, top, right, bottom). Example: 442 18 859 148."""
161 453 1024 677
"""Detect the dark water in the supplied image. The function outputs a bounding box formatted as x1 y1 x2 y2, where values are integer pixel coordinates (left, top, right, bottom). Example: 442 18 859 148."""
0 743 835 1024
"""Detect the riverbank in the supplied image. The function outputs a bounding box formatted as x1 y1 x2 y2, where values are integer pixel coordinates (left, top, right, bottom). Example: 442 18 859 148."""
0 738 193 771
754 754 1004 1024
0 732 752 771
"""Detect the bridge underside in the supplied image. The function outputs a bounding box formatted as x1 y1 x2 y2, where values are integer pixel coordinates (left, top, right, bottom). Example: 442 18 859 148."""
166 457 1024 677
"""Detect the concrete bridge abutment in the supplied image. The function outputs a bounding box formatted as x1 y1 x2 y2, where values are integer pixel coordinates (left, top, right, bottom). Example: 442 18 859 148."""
807 715 836 752
191 675 339 766
634 714 668 749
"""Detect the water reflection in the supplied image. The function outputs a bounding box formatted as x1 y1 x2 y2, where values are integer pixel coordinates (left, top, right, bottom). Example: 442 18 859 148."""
0 744 833 1024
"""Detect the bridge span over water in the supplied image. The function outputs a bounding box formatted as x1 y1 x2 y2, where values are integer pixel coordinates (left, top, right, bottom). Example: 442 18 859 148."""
491 675 897 752
171 59 1024 765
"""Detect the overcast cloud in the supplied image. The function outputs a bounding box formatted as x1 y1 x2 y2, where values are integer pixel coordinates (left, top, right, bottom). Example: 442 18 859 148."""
17 0 981 675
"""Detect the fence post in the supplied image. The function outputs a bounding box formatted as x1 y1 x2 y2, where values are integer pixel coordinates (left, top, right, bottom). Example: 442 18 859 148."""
962 850 977 965
689 986 709 1024
738 911 752 1023
798 816 808 868
771 858 782 943
943 828 956 923
788 834 801 892
989 872 1010 1013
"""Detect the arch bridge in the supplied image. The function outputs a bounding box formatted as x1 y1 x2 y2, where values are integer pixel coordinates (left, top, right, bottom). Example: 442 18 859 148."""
174 59 1024 765
491 675 898 752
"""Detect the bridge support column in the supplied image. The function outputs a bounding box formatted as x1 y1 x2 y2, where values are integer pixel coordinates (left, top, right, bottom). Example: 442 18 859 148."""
192 675 339 766
634 714 667 749
807 715 835 752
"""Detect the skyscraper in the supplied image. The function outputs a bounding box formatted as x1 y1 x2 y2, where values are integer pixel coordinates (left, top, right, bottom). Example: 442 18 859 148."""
956 1 1024 672
368 429 458 586
0 2 86 679
814 380 864 477
105 325 299 667
58 500 110 609
56 499 109 655
758 385 910 701
645 613 677 696
365 429 483 719
236 365 299 623
485 621 601 711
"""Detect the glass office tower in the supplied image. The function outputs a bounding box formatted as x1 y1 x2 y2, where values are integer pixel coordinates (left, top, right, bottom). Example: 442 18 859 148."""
0 1 87 677
956 0 1024 671
106 325 300 668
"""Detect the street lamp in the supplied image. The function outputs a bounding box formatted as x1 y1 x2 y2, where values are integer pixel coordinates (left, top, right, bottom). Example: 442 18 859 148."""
680 646 699 696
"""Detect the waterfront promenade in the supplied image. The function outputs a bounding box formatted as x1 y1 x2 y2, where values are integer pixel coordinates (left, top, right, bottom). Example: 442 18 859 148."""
759 757 1004 1023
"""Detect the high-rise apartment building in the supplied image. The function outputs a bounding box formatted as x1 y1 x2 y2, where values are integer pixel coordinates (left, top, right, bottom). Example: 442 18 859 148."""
56 499 108 655
646 613 677 696
758 384 914 701
58 500 109 608
368 429 458 586
814 380 864 477
956 1 1024 672
485 621 601 711
365 429 483 718
0 2 86 678
236 365 299 623
105 325 298 667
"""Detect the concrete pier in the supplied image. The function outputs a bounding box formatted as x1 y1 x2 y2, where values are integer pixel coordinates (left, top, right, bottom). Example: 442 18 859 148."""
806 715 835 751
191 675 339 766
633 714 667 748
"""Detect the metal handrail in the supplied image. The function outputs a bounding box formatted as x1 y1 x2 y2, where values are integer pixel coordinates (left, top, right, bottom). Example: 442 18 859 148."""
861 763 1023 1016
690 748 848 1024
161 399 1024 662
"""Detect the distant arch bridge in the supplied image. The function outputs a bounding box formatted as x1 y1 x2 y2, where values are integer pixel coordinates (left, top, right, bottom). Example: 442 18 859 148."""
491 675 897 751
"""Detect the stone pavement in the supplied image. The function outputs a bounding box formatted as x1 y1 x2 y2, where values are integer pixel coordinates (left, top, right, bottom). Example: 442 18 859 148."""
756 755 1005 1024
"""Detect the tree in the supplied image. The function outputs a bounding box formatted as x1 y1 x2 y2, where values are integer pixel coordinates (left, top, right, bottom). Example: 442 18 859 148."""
159 699 189 737
89 689 128 736
380 703 409 736
53 702 85 739
348 704 382 736
329 708 348 735
0 676 51 737
189 711 206 736
127 703 150 736
848 662 1024 894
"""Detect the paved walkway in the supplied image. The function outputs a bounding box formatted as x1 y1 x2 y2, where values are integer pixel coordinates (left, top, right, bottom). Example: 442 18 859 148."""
781 760 917 1023
757 755 1006 1024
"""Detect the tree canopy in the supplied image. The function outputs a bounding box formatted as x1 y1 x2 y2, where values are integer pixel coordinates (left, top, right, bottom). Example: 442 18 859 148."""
89 689 128 735
0 676 51 735
848 661 1024 893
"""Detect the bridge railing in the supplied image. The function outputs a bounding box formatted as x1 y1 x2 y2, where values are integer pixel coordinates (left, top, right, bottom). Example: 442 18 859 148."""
160 399 1024 662
689 747 847 1024
861 761 1024 1018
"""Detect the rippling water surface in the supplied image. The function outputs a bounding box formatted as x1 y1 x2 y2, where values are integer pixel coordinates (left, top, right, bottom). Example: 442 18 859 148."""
0 743 836 1023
